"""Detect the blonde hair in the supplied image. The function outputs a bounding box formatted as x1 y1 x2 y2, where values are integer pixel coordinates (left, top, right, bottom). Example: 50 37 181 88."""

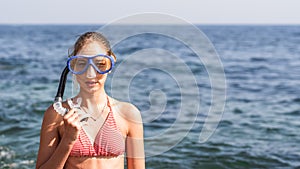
69 32 116 61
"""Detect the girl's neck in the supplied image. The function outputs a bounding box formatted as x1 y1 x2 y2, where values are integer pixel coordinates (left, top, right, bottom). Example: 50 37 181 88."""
77 89 107 106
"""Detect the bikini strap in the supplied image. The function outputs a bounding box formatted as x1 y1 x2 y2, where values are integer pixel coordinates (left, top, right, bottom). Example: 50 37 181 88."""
106 96 113 112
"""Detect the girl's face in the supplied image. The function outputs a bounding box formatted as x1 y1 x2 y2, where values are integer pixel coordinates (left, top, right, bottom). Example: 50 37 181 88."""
75 42 108 94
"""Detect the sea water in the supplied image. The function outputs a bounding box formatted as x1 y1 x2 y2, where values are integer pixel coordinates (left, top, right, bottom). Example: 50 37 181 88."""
0 25 300 168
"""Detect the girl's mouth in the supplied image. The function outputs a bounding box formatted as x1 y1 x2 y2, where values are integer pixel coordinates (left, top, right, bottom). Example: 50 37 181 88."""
85 81 98 87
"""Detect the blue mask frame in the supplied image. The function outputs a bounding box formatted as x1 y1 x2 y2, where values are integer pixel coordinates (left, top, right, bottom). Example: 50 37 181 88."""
67 54 115 74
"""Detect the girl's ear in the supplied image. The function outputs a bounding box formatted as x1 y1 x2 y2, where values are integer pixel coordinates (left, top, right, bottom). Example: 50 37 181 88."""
109 50 117 62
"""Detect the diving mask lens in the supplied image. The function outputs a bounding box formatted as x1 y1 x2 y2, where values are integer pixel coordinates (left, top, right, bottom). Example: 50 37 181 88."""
67 55 114 74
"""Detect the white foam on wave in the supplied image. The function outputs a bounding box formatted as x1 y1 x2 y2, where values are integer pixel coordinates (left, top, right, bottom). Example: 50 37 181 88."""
0 146 15 160
0 146 35 168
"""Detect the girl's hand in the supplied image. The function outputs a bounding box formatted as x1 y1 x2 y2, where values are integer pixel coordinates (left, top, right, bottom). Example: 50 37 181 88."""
62 108 81 143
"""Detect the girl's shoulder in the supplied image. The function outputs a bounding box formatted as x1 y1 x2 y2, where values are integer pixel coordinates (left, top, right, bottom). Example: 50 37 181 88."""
108 97 142 122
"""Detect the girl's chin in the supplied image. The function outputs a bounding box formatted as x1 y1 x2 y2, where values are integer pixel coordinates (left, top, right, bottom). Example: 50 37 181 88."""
84 86 101 93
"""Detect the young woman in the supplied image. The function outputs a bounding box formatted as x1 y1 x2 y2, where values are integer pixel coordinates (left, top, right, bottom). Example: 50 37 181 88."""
36 32 145 169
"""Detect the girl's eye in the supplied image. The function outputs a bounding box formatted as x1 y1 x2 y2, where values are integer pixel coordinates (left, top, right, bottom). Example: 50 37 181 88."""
95 61 106 66
77 61 87 67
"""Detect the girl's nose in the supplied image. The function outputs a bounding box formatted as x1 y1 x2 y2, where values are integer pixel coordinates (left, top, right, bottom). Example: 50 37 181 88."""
86 65 97 78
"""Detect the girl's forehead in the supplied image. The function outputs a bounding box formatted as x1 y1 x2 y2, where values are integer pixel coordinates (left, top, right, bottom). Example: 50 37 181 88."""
76 42 106 56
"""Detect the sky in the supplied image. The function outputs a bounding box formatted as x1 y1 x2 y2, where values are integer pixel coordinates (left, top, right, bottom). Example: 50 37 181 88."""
0 0 299 25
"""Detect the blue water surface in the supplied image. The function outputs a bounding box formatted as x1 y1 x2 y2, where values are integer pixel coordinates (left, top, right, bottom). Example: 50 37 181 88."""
0 25 300 168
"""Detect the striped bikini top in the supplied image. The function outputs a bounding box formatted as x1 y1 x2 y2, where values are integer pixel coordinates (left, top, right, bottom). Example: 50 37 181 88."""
68 98 125 157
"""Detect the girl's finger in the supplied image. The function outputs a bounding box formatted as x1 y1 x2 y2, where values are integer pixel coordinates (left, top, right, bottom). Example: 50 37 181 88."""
63 108 77 120
66 112 79 125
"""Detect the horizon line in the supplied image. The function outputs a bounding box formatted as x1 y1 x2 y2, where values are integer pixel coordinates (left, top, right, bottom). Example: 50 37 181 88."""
0 22 300 26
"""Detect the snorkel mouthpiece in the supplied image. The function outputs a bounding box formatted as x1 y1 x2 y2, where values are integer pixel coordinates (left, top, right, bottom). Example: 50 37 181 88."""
53 66 69 116
53 101 68 116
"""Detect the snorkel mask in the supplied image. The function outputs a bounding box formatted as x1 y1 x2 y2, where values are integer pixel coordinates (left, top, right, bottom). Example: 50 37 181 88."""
53 54 115 116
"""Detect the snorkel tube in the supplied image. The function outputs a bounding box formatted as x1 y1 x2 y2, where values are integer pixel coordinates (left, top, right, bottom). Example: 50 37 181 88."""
53 65 69 116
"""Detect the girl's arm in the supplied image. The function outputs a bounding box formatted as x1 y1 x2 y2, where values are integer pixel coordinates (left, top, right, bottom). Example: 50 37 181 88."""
36 106 80 169
125 104 145 169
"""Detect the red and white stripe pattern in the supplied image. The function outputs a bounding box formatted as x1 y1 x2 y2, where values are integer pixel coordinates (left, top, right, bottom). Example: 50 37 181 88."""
69 105 125 157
